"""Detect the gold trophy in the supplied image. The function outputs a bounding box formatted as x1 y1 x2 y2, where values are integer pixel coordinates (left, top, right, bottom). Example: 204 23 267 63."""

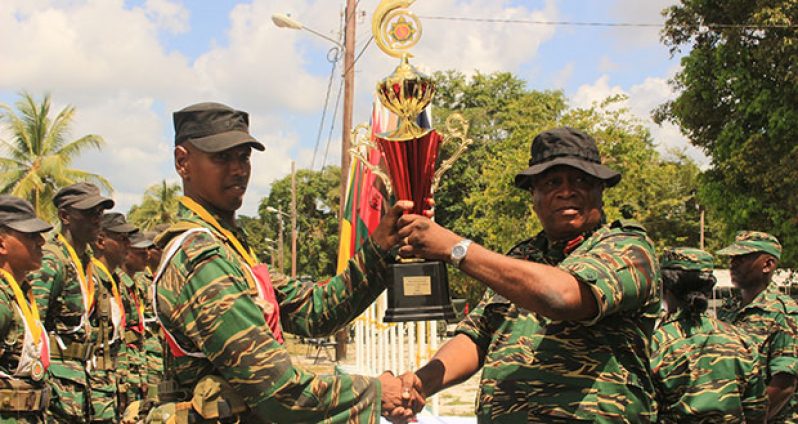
351 0 472 322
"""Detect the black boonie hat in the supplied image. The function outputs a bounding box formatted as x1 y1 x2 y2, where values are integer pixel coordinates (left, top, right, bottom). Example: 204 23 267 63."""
514 127 621 190
0 195 54 233
101 213 137 235
173 102 265 153
53 182 115 210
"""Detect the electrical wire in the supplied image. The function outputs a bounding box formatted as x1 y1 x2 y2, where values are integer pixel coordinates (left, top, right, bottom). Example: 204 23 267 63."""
417 15 798 29
310 49 341 171
321 75 345 169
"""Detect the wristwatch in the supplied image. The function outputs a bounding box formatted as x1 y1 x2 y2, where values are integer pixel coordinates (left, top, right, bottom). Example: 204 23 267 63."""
449 239 473 268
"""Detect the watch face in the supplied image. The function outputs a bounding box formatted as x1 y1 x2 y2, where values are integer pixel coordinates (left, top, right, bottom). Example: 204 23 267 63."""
452 245 466 258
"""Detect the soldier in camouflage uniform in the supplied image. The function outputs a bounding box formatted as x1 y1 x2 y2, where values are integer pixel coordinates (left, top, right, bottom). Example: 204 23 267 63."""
118 231 152 411
88 212 137 422
146 102 421 423
393 127 661 422
0 195 54 423
651 247 767 423
27 183 114 423
141 231 163 400
717 231 798 422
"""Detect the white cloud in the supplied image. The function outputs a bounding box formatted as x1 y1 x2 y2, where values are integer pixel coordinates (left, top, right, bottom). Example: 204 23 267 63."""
143 0 190 34
552 62 574 89
597 56 619 73
571 74 707 165
608 0 674 47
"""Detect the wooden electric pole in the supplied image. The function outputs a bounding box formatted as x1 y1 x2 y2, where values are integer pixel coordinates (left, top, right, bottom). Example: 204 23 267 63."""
336 0 357 362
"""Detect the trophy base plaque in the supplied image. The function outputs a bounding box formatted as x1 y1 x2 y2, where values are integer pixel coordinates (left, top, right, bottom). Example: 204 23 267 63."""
383 261 458 323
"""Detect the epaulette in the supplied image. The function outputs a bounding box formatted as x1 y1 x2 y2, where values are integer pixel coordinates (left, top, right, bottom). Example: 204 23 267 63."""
610 219 647 232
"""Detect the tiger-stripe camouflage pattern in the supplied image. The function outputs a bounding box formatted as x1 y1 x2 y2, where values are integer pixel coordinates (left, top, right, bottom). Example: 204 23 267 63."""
135 270 162 398
88 264 121 423
455 220 661 423
0 275 47 424
119 272 144 406
152 204 394 423
718 284 798 422
26 237 92 423
651 310 767 423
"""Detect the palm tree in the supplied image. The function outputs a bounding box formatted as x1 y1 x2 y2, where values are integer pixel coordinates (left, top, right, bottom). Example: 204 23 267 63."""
127 180 181 230
0 92 111 222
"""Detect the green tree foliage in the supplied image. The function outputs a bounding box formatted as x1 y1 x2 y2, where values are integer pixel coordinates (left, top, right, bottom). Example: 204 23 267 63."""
243 166 341 279
656 0 798 266
128 180 181 230
0 92 111 222
431 72 702 306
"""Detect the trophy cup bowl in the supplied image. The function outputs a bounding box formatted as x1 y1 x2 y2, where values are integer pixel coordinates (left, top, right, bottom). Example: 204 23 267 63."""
368 58 459 323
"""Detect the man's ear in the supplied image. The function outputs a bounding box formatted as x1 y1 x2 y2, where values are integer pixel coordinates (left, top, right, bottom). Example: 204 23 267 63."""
93 232 107 253
763 256 779 274
175 145 190 180
0 233 8 256
58 208 70 226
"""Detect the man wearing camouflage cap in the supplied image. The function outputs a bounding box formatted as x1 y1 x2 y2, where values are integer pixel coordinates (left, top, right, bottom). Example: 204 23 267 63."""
0 195 54 423
27 182 114 423
717 231 798 421
391 127 661 422
147 102 421 423
88 212 137 423
651 247 766 423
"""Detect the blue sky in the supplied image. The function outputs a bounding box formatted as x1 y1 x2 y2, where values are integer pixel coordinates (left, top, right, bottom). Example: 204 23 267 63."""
0 0 699 216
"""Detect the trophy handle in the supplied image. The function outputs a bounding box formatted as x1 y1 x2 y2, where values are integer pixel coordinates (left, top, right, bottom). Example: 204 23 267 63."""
350 123 394 197
432 113 473 194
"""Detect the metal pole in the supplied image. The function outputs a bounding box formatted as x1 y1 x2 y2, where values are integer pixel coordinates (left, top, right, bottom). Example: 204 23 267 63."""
700 207 705 250
291 161 298 279
278 212 285 274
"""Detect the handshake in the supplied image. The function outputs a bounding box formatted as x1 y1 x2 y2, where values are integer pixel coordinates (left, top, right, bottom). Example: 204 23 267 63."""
378 371 426 423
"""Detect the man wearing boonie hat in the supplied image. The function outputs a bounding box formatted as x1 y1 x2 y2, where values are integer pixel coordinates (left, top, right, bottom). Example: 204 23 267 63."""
717 231 798 421
390 126 661 422
651 247 766 422
146 102 421 423
27 182 114 423
88 212 137 423
118 230 152 416
0 195 54 422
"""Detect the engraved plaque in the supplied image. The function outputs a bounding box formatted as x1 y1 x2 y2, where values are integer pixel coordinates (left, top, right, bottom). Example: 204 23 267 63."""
403 276 432 296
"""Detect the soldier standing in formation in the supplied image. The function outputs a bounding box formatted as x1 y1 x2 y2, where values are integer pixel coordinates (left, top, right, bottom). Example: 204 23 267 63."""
651 247 767 423
717 232 798 421
88 212 137 422
147 102 422 423
392 127 661 422
0 195 54 423
28 183 114 422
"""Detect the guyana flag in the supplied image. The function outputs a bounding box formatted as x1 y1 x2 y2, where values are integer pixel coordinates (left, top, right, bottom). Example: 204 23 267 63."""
336 101 397 272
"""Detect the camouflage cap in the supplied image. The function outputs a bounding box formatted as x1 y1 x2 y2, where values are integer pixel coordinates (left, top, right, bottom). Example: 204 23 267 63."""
100 212 137 235
716 231 781 260
53 182 114 210
661 247 714 273
0 195 53 233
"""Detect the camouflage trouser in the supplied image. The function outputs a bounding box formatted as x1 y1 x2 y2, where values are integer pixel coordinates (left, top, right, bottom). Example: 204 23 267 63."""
142 331 163 399
88 368 118 423
120 344 145 405
45 359 89 423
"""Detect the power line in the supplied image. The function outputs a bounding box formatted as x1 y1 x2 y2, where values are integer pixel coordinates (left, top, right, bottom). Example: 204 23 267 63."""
417 15 798 29
310 50 341 171
321 74 345 169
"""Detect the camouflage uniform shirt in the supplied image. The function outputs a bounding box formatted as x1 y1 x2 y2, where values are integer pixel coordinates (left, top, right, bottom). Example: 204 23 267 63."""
155 204 393 423
718 284 798 422
651 310 767 423
455 221 661 423
0 276 46 424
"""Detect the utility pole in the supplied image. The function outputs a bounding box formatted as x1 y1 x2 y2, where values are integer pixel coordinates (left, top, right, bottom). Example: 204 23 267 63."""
336 0 357 362
291 161 298 279
277 215 285 274
699 207 705 250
